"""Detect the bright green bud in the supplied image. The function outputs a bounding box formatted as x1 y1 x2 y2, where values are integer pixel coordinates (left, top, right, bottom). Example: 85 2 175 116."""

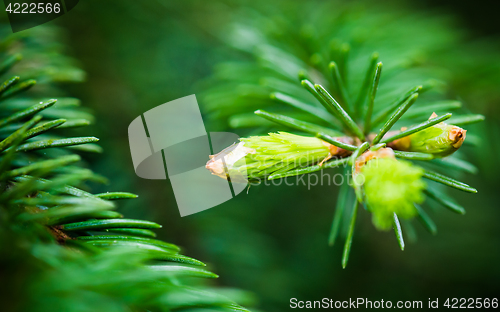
360 157 426 230
206 132 331 181
408 113 467 157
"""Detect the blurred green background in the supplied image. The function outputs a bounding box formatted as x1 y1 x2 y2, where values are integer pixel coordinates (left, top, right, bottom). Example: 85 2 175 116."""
53 0 499 311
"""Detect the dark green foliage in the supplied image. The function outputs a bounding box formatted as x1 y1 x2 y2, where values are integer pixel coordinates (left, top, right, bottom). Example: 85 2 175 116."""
0 22 252 312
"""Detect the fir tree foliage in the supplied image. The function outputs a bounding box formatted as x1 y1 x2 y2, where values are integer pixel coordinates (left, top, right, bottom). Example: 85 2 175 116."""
0 23 253 312
201 0 484 267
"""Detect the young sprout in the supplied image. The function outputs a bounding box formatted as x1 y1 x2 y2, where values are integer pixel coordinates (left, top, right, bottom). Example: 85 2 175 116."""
406 113 467 157
355 148 426 230
206 132 352 182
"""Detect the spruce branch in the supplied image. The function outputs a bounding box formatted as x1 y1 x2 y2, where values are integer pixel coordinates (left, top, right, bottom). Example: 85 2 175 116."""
205 48 482 268
199 0 488 269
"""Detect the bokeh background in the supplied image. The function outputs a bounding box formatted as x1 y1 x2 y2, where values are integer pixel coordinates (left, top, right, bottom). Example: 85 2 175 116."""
52 0 500 310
